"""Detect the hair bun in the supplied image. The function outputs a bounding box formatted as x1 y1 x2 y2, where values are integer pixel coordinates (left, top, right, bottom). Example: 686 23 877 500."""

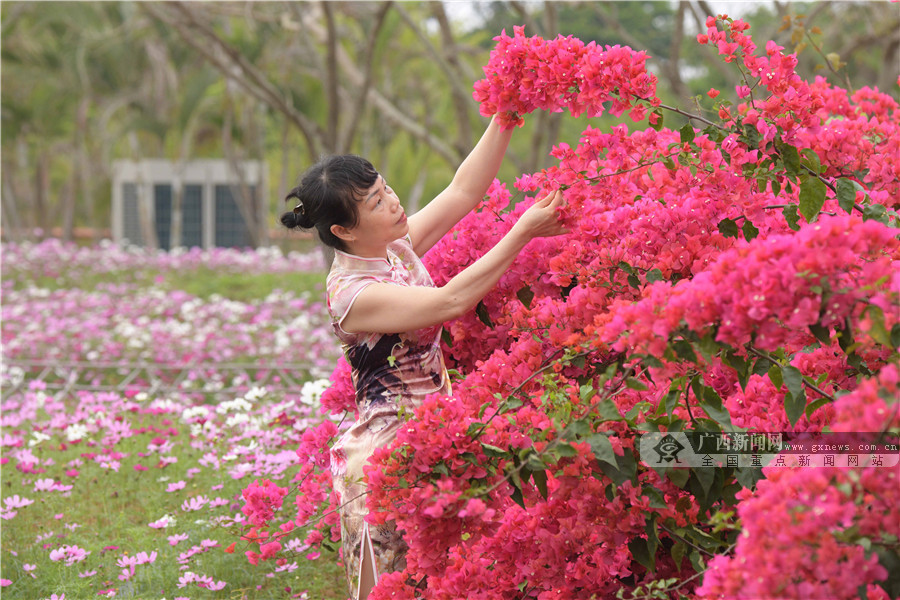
280 210 301 229
280 209 315 230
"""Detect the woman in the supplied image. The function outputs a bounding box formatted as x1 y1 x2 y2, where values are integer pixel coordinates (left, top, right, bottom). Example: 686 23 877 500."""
281 116 565 599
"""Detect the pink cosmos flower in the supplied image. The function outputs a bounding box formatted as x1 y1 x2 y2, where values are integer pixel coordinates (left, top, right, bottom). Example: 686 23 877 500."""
4 495 34 509
167 533 189 546
116 555 138 568
34 478 56 491
166 480 186 492
135 550 157 565
48 544 91 566
148 514 174 529
78 569 97 578
180 495 209 512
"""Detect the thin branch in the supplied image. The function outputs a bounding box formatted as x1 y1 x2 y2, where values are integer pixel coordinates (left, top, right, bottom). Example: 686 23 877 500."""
322 1 340 151
396 3 472 155
657 102 722 130
657 522 720 558
340 1 393 152
747 347 837 403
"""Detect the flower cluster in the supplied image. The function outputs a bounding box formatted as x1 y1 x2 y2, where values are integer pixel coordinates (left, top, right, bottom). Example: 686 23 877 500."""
698 366 899 599
473 25 659 128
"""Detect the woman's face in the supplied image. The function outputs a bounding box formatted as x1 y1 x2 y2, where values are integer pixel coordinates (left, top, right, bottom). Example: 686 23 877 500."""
342 175 408 256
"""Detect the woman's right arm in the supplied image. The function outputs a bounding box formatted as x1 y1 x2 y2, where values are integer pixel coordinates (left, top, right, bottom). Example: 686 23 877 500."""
340 190 566 335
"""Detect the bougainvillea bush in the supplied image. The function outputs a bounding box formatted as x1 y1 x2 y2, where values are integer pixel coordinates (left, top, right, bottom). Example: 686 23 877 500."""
241 17 900 600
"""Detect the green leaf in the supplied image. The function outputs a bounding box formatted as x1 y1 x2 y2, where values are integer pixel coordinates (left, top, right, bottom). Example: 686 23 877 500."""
768 363 783 389
617 261 636 274
891 324 900 350
588 433 618 467
751 356 774 376
805 396 832 418
642 485 668 509
864 305 891 346
553 442 579 458
782 366 804 399
664 388 680 417
771 178 781 198
671 540 686 572
510 482 525 508
597 399 624 422
666 467 690 488
741 218 759 241
650 109 664 131
516 285 534 309
724 351 750 391
580 383 596 403
697 332 719 362
645 268 664 283
562 420 591 440
692 465 716 498
735 465 765 488
679 122 695 144
800 148 823 174
781 143 801 175
783 365 807 426
717 218 739 238
783 204 801 231
532 468 548 500
475 300 493 328
835 178 859 214
628 537 655 572
809 322 831 345
625 377 649 391
862 203 888 224
799 177 827 222
481 443 507 458
597 449 637 487
692 379 733 428
671 340 698 364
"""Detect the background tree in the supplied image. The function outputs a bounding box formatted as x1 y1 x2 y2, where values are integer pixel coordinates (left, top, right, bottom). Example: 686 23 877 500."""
1 1 897 244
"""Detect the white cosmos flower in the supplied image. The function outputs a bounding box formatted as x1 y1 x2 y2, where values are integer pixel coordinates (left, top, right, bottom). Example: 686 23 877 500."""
65 423 89 442
299 379 330 406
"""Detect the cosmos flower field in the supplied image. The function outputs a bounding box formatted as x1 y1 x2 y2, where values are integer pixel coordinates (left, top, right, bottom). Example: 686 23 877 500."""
1 239 347 599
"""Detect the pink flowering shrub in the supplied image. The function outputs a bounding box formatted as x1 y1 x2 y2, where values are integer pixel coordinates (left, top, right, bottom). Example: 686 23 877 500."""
698 366 900 599
243 15 899 599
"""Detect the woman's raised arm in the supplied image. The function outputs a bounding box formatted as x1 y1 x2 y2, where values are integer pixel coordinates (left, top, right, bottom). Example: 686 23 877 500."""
406 116 514 257
340 190 565 335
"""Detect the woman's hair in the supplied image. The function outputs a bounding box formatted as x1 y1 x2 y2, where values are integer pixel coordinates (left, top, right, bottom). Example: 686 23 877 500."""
281 154 379 251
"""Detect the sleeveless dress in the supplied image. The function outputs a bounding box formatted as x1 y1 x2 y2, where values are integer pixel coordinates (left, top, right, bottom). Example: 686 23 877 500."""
326 234 451 599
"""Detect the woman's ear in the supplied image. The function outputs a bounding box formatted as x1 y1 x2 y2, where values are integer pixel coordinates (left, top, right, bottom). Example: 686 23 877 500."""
330 223 355 243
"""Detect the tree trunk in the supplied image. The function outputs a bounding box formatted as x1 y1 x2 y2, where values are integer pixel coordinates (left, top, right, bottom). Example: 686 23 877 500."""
2 163 24 243
34 152 50 240
129 132 159 249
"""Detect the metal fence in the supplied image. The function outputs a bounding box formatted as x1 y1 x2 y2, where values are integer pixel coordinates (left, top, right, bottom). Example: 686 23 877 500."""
1 359 312 399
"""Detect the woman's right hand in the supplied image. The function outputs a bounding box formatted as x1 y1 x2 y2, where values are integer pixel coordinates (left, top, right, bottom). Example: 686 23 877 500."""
512 189 568 240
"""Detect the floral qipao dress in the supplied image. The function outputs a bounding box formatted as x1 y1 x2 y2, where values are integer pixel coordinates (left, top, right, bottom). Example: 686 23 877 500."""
326 234 451 598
